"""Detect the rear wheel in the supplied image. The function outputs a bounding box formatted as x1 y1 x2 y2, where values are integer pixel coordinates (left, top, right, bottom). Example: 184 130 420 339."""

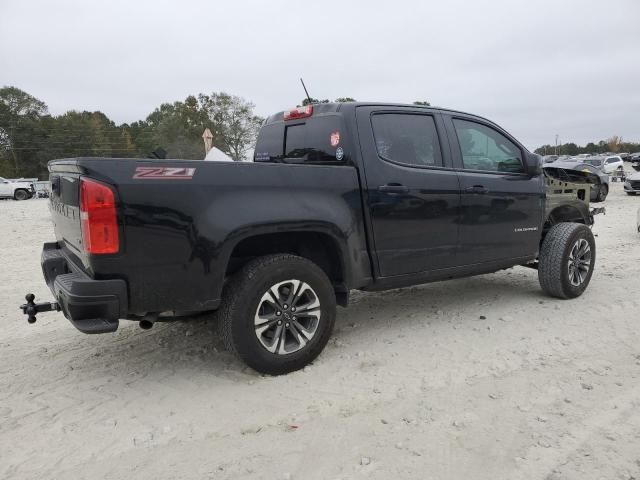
218 254 336 375
538 223 595 299
14 189 29 201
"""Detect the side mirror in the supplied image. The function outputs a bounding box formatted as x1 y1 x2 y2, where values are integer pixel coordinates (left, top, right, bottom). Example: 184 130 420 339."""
525 153 542 177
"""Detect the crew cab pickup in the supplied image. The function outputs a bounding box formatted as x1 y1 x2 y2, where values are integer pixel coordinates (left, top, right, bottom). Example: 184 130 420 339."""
22 102 601 374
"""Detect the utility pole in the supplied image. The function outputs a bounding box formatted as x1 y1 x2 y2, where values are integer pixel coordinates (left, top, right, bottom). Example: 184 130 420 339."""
555 134 559 156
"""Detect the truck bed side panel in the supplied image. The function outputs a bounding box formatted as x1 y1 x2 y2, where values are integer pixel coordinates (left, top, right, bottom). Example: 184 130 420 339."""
50 159 370 314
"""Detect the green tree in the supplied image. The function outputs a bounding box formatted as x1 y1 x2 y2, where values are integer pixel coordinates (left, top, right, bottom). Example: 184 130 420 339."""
45 111 138 159
334 97 356 102
413 101 431 106
301 97 330 106
199 93 263 161
0 86 49 177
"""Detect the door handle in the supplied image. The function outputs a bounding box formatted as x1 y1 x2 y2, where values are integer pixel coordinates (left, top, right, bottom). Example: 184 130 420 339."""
465 185 489 194
378 184 409 194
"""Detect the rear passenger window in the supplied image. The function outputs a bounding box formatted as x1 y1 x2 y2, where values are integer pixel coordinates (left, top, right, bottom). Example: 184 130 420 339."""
371 114 443 167
453 119 524 173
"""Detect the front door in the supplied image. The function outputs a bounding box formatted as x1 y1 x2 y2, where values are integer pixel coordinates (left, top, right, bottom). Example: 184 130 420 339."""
356 107 461 277
443 115 544 265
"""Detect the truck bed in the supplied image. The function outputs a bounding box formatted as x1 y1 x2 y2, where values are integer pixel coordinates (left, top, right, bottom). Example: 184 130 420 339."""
48 158 372 315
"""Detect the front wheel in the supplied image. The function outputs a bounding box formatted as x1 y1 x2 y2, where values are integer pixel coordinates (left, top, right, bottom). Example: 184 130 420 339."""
218 254 336 375
14 189 30 201
596 184 608 202
538 223 596 299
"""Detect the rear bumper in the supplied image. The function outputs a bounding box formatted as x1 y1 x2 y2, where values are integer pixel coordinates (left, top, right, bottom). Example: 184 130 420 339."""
41 242 127 333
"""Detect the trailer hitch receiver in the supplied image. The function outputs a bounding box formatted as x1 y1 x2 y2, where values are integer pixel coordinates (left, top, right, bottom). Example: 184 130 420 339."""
20 293 60 324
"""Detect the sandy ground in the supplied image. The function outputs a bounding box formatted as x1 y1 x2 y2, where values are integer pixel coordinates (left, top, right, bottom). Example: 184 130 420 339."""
1 180 640 480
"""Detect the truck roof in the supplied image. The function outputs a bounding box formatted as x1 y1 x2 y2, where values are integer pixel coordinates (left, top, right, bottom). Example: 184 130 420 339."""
265 102 496 127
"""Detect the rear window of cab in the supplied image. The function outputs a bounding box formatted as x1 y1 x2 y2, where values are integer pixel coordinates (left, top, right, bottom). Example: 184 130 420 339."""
254 115 345 164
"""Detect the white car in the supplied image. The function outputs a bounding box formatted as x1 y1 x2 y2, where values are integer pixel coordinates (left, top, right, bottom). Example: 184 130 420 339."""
0 177 35 200
584 156 625 174
602 156 625 174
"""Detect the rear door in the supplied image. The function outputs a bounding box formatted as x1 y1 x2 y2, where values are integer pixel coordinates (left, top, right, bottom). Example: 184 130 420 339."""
443 114 544 264
356 106 460 277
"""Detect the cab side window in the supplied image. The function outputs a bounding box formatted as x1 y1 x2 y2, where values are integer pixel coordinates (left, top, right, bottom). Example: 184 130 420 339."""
371 114 443 167
453 119 524 173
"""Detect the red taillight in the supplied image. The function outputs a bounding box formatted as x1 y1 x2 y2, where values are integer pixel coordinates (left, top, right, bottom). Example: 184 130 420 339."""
283 105 313 121
80 177 119 254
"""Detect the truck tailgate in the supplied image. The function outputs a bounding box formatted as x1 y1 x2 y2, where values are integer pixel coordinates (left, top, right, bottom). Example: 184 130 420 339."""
49 168 84 257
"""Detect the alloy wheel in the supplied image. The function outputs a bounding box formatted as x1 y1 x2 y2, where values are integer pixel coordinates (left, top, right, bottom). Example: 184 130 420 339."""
254 279 321 355
567 238 591 286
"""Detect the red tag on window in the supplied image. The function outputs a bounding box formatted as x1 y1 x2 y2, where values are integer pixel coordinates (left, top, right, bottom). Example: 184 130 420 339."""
330 131 340 147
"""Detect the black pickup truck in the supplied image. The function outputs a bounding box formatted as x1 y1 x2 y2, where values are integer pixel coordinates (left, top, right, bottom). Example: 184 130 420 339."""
22 102 600 374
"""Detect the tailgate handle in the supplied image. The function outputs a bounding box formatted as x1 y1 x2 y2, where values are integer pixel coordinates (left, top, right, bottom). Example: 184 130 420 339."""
378 184 409 194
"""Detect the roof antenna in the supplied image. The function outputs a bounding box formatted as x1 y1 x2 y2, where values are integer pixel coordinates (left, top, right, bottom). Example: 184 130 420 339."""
300 78 313 105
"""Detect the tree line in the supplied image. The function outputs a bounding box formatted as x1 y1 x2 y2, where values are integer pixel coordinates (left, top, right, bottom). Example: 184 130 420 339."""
0 87 382 180
0 86 265 179
534 135 640 157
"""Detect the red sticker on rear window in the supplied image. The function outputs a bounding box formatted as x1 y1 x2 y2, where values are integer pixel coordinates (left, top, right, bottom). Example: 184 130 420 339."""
330 131 340 147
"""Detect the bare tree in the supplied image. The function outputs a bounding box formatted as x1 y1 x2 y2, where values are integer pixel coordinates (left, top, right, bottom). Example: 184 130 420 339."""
607 135 622 153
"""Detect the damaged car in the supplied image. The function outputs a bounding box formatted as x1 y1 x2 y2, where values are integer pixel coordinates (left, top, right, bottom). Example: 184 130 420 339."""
544 161 609 203
624 171 640 195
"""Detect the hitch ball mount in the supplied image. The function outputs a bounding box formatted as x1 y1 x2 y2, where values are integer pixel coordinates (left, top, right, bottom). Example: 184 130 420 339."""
20 293 60 324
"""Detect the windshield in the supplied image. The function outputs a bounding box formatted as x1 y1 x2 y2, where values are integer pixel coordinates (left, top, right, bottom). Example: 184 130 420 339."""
584 159 603 167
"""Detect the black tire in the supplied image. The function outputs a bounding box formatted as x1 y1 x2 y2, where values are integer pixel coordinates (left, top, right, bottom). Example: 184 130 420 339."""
218 254 336 375
595 184 608 202
14 189 29 201
627 192 636 196
538 223 596 299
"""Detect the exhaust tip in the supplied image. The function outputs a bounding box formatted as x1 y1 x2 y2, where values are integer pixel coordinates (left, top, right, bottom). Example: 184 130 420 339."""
139 319 154 330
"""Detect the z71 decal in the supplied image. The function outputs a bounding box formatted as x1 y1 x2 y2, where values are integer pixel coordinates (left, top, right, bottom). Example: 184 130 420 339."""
133 167 196 179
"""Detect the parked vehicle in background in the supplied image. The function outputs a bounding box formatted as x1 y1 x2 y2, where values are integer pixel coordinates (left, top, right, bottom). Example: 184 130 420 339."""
542 155 558 163
545 160 609 202
618 152 630 161
33 181 51 198
583 156 624 174
22 102 603 374
624 172 640 195
603 156 625 173
0 177 34 200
